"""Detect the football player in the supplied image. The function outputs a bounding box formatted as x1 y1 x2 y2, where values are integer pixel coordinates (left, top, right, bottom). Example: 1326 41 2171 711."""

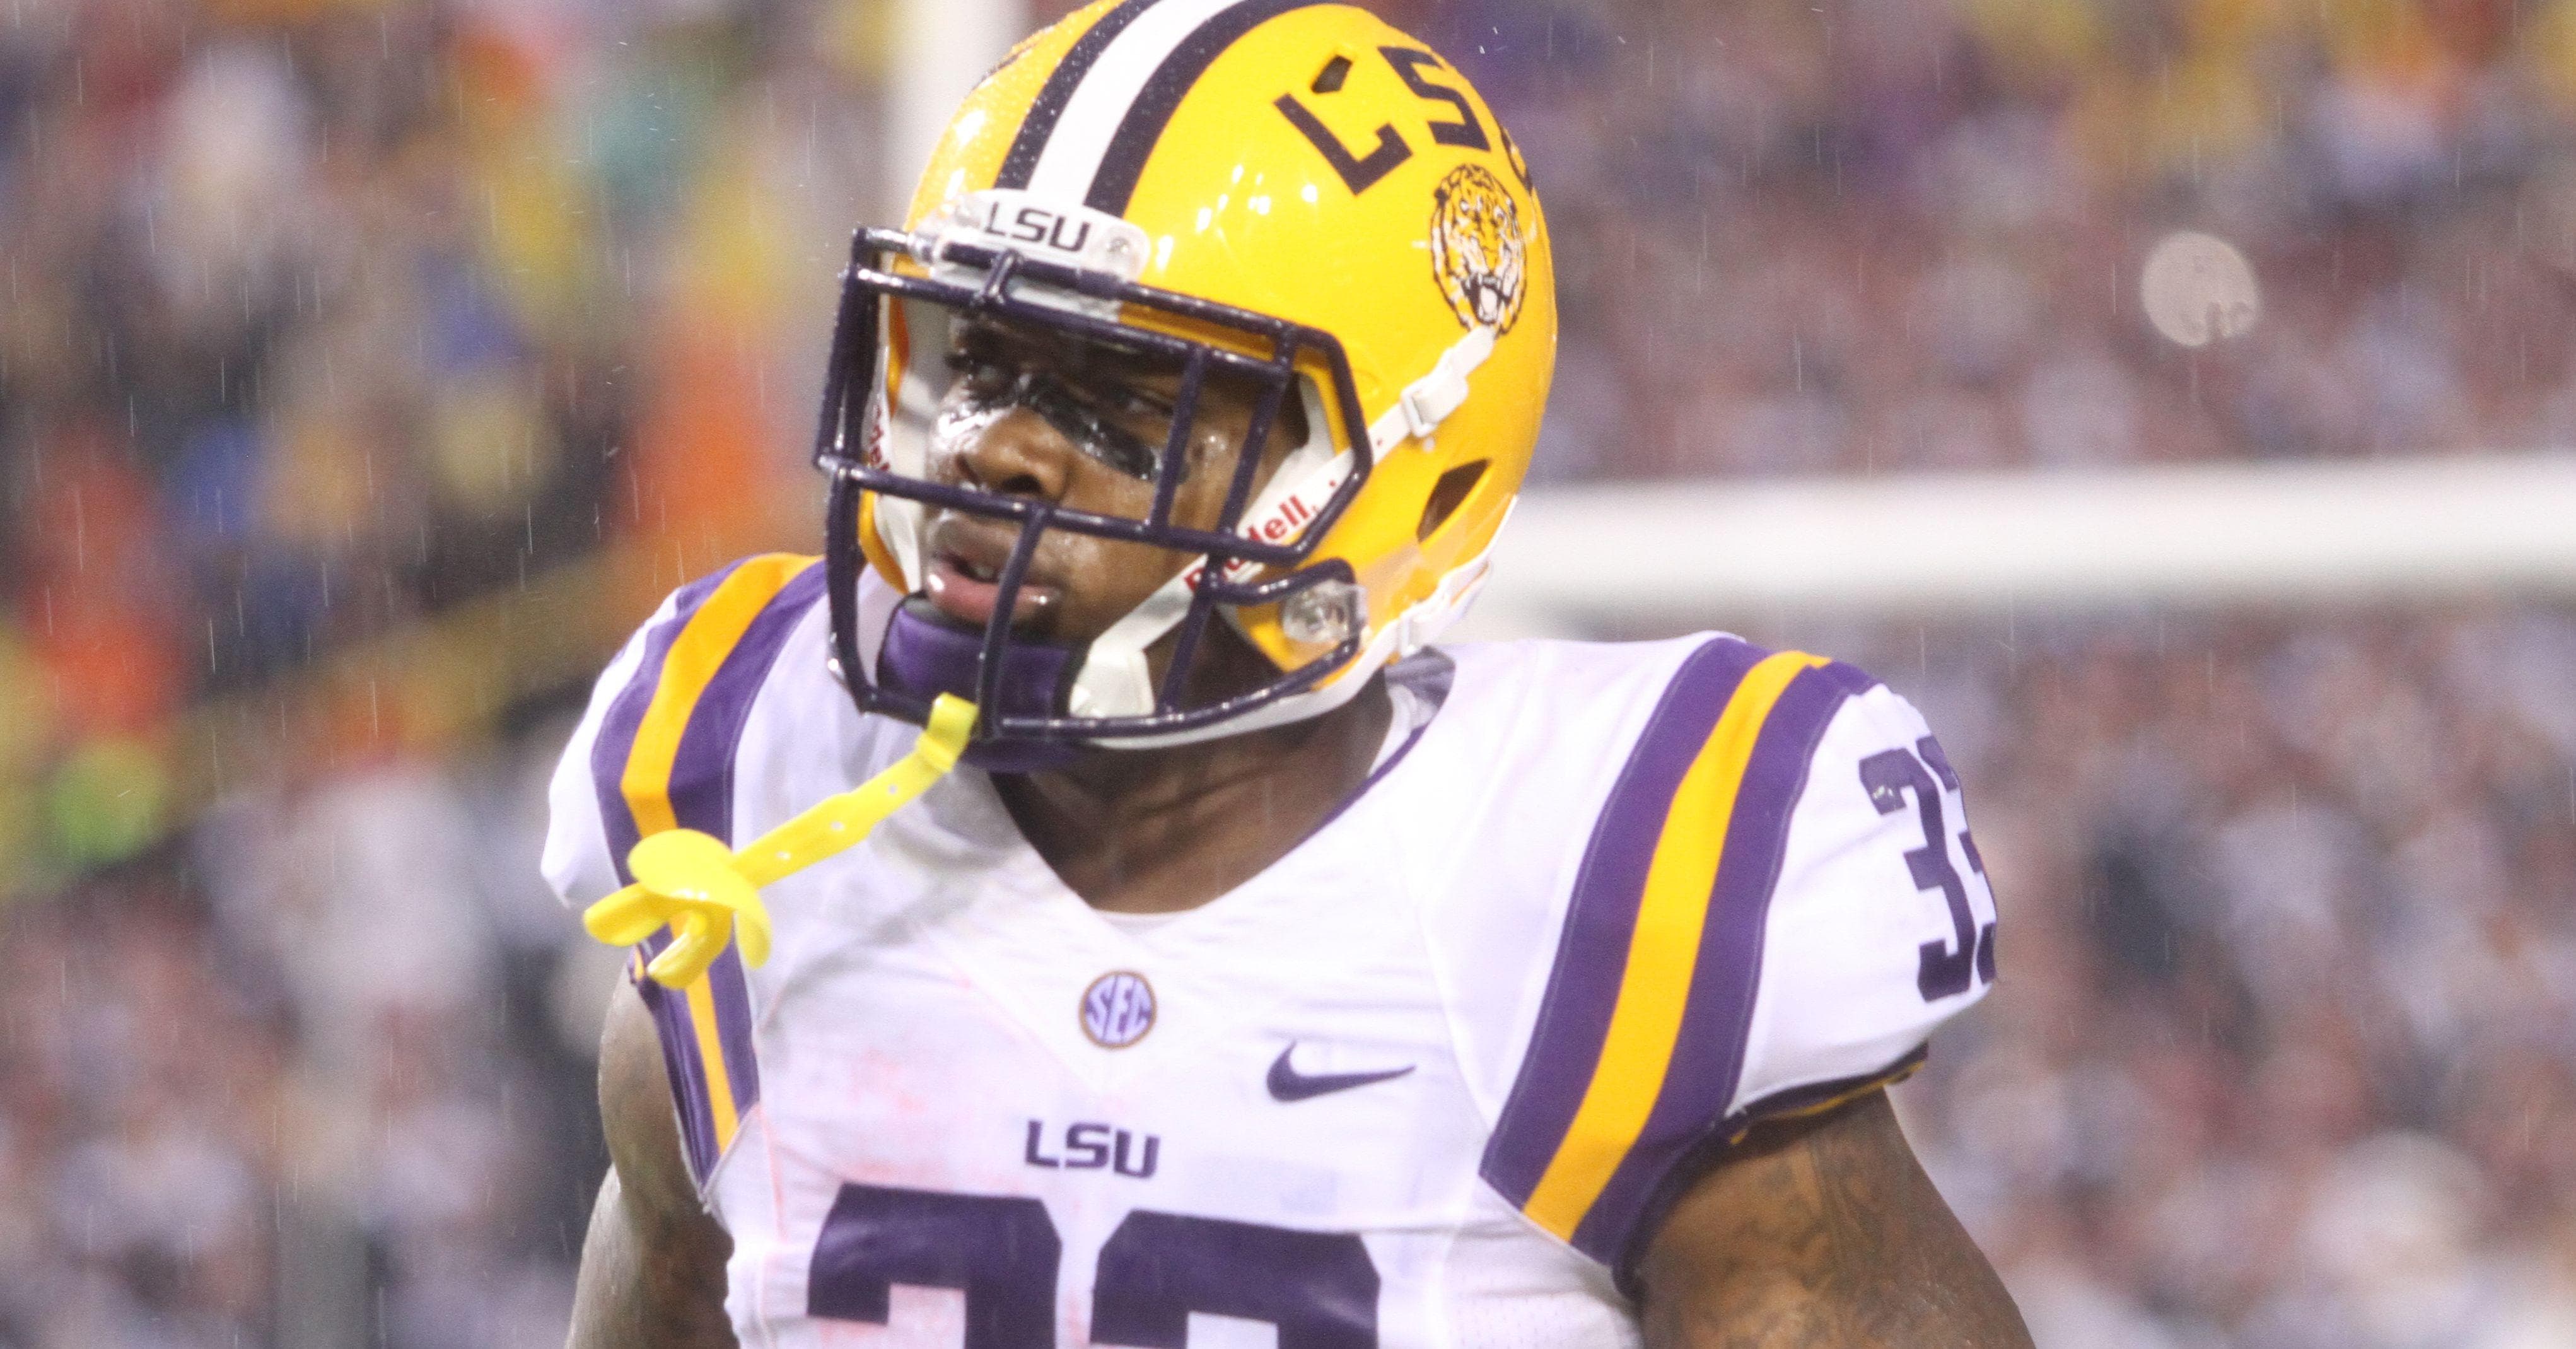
549 2 2029 1345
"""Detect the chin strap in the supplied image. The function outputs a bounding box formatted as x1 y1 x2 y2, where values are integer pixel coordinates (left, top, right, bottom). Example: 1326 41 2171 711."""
1370 324 1495 455
584 694 979 988
1067 326 1499 721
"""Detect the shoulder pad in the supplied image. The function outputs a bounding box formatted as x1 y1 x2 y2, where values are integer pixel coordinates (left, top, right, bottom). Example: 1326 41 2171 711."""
1482 637 1974 1270
583 553 827 870
543 551 825 1189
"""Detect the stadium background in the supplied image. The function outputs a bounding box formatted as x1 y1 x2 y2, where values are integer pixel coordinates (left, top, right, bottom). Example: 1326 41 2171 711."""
4 0 2575 1345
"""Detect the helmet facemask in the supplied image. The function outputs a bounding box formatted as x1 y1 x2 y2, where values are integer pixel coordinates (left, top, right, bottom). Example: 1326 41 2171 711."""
815 219 1380 766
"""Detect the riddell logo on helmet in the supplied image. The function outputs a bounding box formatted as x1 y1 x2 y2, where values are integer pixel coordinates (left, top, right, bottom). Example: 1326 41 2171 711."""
861 393 892 469
1244 482 1327 544
1180 457 1355 593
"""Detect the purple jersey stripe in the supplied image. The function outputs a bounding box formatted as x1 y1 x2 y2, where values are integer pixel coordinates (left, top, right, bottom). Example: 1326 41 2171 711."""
660 560 822 1118
702 943 761 1121
1569 662 1865 1264
665 562 827 846
1608 1044 1930 1300
590 561 753 882
590 558 821 1179
1815 658 1881 699
636 932 723 1181
1479 637 1770 1206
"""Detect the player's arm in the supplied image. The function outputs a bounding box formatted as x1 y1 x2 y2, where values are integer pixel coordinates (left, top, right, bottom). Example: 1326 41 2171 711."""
1635 1089 2030 1348
566 980 737 1349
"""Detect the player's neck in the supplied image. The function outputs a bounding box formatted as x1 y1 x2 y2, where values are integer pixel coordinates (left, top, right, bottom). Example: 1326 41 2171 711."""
991 678 1394 916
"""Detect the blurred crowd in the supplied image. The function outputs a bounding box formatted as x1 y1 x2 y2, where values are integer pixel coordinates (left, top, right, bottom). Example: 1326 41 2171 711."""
1846 605 2576 1348
2 0 2573 1345
1398 0 2576 479
0 721 605 1345
0 0 883 1341
0 0 880 894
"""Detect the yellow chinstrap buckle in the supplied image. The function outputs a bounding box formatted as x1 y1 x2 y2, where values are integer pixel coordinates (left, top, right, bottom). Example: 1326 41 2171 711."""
583 694 977 988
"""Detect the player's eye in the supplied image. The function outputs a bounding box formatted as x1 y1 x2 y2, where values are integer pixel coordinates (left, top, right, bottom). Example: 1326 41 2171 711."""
1019 375 1163 480
938 330 1195 482
944 346 1019 399
1105 383 1176 422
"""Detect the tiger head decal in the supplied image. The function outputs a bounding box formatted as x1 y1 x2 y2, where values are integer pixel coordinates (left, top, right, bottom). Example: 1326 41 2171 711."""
1428 164 1528 334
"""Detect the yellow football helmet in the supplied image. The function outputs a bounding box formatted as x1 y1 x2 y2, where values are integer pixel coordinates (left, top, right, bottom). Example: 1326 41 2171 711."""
813 0 1556 758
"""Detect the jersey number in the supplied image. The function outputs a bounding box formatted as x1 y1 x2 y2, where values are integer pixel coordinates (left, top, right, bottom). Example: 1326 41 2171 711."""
1859 737 1996 1002
808 1183 1380 1347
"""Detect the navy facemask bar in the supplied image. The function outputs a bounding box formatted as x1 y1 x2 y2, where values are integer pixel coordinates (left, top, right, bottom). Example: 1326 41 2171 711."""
814 226 1376 753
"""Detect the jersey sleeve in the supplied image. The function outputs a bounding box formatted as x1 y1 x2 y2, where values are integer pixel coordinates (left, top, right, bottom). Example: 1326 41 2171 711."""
1727 679 1996 1121
540 594 673 911
1476 638 1997 1277
539 552 829 1191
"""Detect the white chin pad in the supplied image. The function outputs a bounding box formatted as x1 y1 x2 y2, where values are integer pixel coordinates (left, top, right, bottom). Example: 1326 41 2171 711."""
1066 571 1194 718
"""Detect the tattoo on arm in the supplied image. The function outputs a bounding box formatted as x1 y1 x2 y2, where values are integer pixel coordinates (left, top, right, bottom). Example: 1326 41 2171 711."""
1637 1090 2031 1348
566 980 738 1349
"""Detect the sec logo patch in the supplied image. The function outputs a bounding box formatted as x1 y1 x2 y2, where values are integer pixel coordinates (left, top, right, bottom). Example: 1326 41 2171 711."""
1080 972 1156 1049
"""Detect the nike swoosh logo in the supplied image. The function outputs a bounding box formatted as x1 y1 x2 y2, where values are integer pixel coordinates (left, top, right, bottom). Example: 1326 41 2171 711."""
1266 1044 1414 1102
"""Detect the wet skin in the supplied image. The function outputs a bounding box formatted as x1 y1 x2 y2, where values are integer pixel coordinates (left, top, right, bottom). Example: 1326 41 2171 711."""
917 320 1312 643
909 317 1391 918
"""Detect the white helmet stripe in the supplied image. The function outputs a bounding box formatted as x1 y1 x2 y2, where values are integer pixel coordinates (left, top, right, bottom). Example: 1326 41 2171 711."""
1024 0 1336 214
1080 0 1331 215
1024 0 1242 204
991 0 1161 190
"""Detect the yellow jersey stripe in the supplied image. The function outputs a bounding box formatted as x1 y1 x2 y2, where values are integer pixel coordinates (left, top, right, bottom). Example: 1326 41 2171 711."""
615 552 816 1156
685 976 739 1148
1520 650 1829 1238
619 553 818 838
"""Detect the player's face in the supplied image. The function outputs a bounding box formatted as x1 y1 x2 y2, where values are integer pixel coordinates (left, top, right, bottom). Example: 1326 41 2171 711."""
919 318 1306 643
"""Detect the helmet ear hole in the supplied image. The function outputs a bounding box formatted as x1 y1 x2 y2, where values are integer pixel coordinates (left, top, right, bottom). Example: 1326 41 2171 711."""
1416 459 1489 542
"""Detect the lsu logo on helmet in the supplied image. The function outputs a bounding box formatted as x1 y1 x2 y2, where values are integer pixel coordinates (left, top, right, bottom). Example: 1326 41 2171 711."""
1430 164 1529 334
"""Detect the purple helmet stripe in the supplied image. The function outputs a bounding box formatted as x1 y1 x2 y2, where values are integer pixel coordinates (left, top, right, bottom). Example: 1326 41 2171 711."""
1477 637 1768 1209
1569 662 1868 1264
1082 0 1329 216
993 0 1164 191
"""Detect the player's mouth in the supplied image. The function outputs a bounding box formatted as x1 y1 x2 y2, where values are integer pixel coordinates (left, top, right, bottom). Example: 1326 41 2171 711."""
924 523 1061 631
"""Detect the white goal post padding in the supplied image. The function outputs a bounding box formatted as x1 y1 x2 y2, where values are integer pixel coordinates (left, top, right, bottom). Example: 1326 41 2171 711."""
888 0 1026 209
1459 453 2576 636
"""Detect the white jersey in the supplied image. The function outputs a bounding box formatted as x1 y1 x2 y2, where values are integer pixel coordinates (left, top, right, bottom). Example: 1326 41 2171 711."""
544 555 1998 1347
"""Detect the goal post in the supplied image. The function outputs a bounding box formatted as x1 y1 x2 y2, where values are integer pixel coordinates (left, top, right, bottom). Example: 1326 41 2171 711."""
885 0 1029 209
1457 453 2576 639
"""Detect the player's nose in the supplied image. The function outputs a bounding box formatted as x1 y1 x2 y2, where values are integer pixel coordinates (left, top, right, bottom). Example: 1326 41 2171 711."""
947 405 1076 503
